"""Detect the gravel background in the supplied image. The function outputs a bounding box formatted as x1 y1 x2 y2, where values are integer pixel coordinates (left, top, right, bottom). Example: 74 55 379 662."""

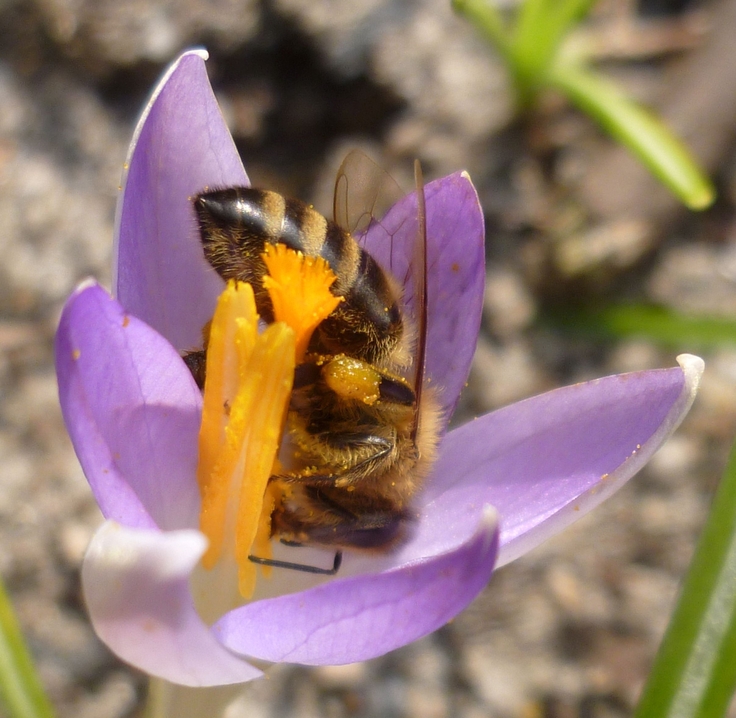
1 0 735 716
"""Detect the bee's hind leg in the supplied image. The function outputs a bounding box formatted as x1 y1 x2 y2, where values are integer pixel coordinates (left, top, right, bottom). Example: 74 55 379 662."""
248 549 342 576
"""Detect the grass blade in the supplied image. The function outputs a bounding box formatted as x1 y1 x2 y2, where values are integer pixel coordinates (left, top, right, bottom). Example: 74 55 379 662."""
633 440 736 718
0 578 55 718
548 303 736 350
451 0 513 65
512 0 598 102
547 63 715 210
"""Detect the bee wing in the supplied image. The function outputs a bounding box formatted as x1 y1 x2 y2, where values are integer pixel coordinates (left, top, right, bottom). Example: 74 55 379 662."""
333 150 428 433
333 150 404 237
409 160 428 442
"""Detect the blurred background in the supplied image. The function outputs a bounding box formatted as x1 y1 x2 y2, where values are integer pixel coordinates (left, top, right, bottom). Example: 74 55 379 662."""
0 0 734 715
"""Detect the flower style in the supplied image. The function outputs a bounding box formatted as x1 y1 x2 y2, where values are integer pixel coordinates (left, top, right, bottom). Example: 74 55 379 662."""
55 49 703 687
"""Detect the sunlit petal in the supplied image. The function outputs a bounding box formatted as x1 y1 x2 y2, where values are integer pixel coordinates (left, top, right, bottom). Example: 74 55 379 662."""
55 281 201 530
215 509 498 664
114 49 248 352
410 355 703 566
362 172 485 421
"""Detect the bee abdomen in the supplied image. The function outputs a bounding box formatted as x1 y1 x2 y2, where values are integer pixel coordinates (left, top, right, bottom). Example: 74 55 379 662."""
194 186 403 360
195 188 352 280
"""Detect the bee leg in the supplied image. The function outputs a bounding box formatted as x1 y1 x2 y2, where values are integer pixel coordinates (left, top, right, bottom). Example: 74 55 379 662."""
182 349 207 389
248 537 343 575
274 480 407 550
271 434 406 549
247 550 342 576
292 361 323 390
279 434 394 489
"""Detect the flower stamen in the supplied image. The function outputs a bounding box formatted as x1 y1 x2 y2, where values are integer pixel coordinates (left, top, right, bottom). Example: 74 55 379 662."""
197 248 343 599
197 281 294 598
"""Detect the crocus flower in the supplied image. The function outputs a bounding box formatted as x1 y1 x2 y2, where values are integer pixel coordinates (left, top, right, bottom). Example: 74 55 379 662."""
55 49 703 687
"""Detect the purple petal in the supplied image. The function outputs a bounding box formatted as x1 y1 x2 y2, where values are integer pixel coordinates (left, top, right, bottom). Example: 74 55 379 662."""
362 172 485 421
55 281 202 531
403 355 703 566
215 510 498 665
83 521 262 686
114 49 248 352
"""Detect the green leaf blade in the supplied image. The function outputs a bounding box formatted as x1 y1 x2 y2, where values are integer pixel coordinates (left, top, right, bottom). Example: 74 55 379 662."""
549 303 736 350
547 64 715 210
512 0 598 101
0 579 55 718
451 0 513 65
633 439 736 718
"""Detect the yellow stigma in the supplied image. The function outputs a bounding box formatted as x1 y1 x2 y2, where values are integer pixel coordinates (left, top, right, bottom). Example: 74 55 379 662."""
197 281 294 598
262 243 343 361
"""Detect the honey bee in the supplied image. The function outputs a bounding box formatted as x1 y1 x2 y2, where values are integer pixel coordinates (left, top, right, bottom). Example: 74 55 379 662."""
189 153 440 574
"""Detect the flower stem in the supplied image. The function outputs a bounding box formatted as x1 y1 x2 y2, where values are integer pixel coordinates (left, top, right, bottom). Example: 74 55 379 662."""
145 678 244 718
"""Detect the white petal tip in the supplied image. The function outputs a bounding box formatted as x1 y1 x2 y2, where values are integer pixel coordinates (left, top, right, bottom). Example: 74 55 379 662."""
72 277 102 296
182 47 209 62
70 277 106 299
480 506 499 549
676 353 705 390
481 504 499 529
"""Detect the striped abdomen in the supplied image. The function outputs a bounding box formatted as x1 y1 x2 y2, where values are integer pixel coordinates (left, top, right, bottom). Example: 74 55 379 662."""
193 187 403 364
